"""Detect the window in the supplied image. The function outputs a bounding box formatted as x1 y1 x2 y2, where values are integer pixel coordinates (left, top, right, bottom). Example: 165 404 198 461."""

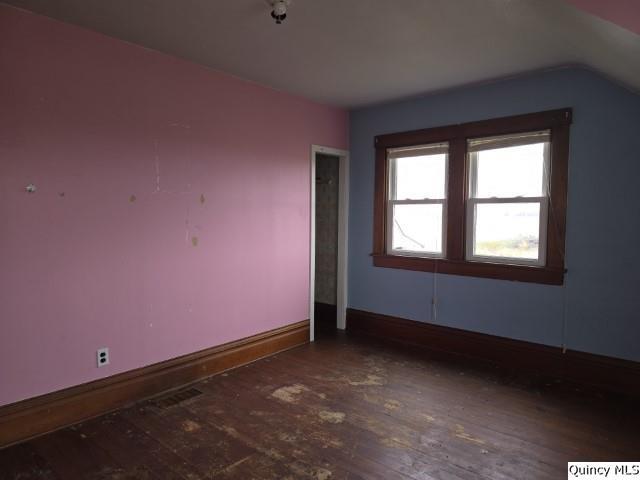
372 109 571 284
387 143 448 257
466 132 549 266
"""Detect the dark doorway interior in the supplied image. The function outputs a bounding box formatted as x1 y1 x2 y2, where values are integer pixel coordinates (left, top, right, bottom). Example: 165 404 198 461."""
314 153 339 335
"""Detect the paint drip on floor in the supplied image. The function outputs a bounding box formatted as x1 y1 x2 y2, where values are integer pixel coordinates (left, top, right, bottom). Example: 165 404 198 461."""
348 374 384 386
271 384 308 403
318 410 346 424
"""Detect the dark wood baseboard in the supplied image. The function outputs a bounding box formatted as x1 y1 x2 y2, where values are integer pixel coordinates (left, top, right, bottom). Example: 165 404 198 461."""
347 308 640 397
0 320 309 449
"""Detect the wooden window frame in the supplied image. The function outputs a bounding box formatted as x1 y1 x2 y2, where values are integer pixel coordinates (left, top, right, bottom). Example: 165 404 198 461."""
372 108 571 285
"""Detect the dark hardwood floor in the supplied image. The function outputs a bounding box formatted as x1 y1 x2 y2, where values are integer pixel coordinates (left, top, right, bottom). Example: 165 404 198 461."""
1 331 638 480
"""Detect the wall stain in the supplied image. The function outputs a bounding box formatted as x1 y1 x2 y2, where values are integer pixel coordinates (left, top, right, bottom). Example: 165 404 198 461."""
129 194 137 203
199 194 206 205
191 236 199 247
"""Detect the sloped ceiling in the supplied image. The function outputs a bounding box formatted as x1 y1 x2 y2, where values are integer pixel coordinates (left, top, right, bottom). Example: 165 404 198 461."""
2 0 639 107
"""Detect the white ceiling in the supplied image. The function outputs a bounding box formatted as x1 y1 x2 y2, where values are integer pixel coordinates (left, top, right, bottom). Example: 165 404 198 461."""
3 0 640 107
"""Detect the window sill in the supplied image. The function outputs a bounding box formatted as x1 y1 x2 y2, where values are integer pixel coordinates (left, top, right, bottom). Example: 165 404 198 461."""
371 254 565 285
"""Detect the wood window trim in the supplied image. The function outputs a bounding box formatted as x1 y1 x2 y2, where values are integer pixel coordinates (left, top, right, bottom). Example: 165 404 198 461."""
372 108 571 285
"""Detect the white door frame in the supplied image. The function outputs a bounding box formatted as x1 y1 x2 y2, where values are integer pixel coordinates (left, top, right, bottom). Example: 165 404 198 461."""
309 145 350 342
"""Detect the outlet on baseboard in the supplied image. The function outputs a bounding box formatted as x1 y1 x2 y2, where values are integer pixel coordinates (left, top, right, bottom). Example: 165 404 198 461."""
97 347 109 367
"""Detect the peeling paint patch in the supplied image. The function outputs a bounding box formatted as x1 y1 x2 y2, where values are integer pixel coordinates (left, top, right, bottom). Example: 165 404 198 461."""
278 432 297 442
381 437 412 449
289 463 332 480
318 410 346 424
182 420 201 432
309 431 344 449
220 425 285 460
271 384 308 403
348 374 384 386
384 399 402 410
362 416 387 437
92 466 153 480
218 455 251 474
420 413 435 422
453 424 485 445
314 468 332 480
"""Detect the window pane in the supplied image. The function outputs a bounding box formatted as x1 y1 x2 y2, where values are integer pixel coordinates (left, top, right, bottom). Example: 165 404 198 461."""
474 143 546 198
392 204 443 254
473 203 540 260
393 154 446 200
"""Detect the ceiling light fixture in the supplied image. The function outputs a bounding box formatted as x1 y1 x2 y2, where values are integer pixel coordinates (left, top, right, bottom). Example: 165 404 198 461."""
270 0 290 25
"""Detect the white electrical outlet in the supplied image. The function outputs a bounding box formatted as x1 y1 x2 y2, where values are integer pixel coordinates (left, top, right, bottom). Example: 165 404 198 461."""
97 347 109 367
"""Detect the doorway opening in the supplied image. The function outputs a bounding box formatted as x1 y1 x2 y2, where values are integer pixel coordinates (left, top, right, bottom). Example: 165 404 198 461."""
309 145 349 341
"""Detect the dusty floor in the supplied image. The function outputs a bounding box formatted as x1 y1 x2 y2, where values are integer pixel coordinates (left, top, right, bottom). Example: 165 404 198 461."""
1 332 638 479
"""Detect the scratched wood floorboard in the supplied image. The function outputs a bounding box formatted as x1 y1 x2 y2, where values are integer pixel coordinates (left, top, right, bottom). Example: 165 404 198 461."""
1 331 638 480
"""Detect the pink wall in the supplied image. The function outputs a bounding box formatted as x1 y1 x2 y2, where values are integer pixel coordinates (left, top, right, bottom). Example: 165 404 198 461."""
565 0 640 35
0 5 348 407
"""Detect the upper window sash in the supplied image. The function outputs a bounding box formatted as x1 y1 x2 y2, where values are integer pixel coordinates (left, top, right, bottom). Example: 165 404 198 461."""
387 142 450 159
388 142 449 201
467 130 550 153
467 131 551 200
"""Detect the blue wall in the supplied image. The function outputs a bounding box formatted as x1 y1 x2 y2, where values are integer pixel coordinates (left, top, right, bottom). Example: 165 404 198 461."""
348 68 640 362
